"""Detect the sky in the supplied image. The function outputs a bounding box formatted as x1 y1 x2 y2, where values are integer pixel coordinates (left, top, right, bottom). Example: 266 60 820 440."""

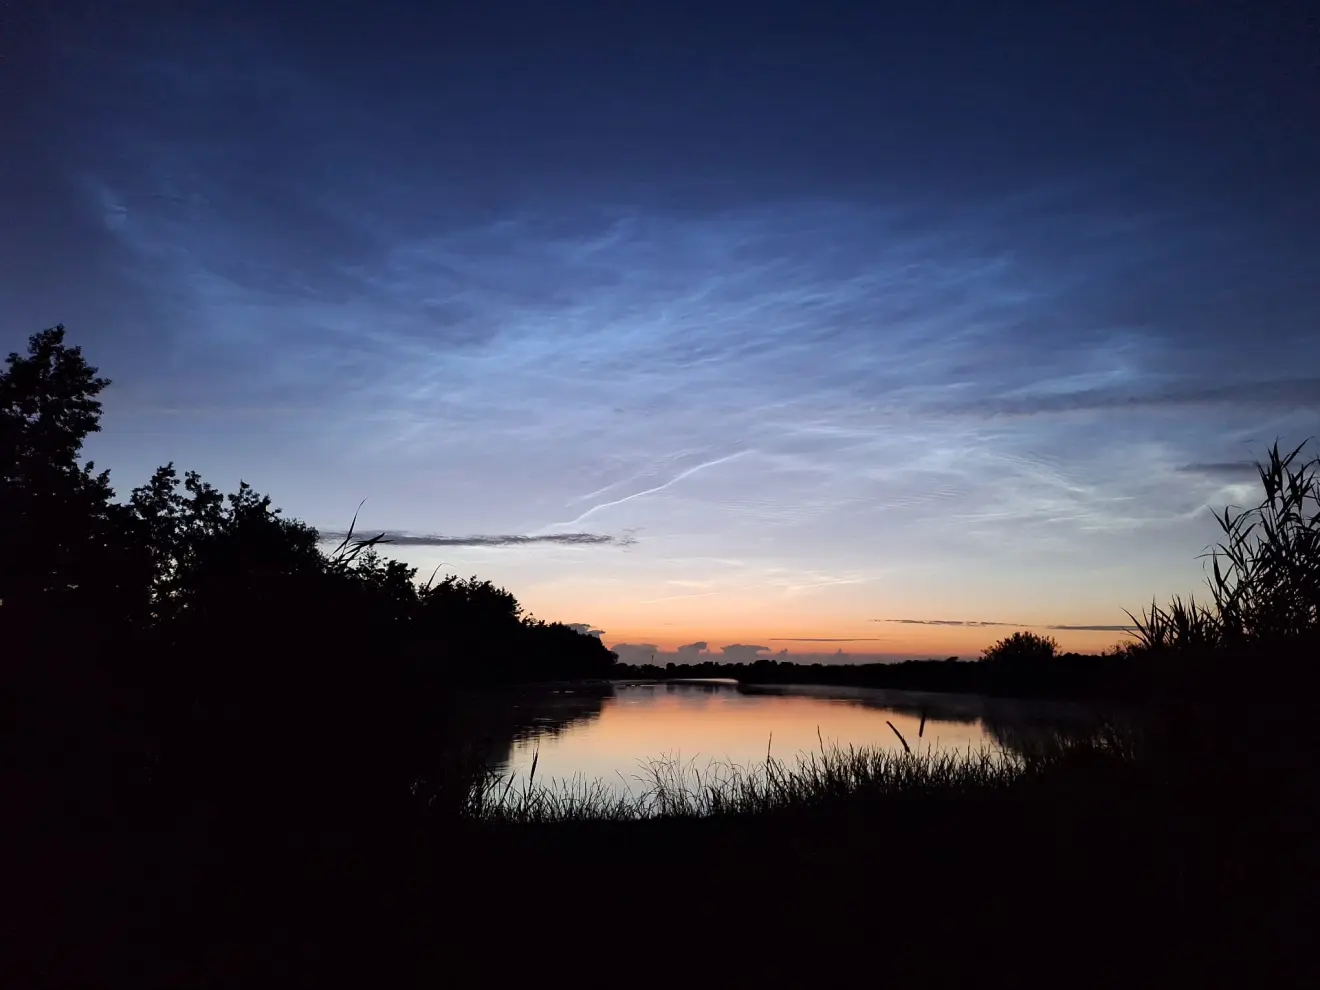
3 1 1318 662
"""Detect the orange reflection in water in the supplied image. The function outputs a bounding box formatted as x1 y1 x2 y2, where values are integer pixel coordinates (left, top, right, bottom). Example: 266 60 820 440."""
504 683 999 794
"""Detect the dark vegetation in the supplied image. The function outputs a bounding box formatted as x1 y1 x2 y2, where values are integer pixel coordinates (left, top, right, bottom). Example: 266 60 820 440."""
616 637 1148 700
7 326 1315 982
5 327 615 819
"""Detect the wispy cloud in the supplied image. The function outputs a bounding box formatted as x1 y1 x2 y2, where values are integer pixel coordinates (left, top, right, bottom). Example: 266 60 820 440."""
1046 624 1138 632
319 530 633 548
548 450 752 529
881 619 1022 627
634 590 726 604
884 619 1138 633
1174 461 1258 479
951 380 1320 419
771 637 889 642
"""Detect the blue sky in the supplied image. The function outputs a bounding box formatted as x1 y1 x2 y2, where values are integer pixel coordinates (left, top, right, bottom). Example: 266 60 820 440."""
4 1 1317 660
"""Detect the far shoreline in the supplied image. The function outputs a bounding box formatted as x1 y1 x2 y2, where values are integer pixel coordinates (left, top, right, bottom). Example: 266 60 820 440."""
501 651 1155 706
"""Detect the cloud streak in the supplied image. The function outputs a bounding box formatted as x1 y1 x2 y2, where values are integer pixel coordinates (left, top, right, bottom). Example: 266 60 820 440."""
884 619 1138 633
771 637 890 642
882 619 1022 627
1046 624 1139 632
319 530 633 548
1175 462 1258 479
951 380 1320 419
550 450 752 528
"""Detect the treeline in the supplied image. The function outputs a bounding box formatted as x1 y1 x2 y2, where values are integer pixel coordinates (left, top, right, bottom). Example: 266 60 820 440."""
3 326 613 824
615 651 1149 700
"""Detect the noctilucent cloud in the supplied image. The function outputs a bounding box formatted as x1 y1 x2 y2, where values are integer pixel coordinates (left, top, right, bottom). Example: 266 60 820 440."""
5 2 1318 661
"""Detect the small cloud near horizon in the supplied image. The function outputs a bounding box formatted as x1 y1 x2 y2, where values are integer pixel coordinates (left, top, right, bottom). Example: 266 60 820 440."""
885 619 1137 633
720 644 772 662
609 643 661 664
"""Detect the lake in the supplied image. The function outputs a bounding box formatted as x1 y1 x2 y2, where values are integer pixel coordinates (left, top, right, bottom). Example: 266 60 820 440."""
471 680 1108 796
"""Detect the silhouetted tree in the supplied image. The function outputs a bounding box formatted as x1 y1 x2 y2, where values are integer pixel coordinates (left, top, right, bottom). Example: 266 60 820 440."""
980 631 1060 665
421 573 522 626
520 618 619 680
4 327 154 826
1 325 150 641
120 468 424 817
347 546 423 628
413 574 523 680
127 463 228 625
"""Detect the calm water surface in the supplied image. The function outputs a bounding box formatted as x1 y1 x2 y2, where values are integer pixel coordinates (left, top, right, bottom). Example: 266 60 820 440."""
489 680 1103 795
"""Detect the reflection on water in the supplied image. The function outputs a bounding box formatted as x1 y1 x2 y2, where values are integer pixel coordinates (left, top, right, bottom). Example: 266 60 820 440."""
435 684 612 769
475 681 1110 795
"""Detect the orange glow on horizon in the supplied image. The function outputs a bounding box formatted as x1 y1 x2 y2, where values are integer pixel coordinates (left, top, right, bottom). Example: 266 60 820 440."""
600 623 1131 659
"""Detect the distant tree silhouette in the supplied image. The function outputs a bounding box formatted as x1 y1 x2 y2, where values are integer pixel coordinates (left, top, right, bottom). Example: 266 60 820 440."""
519 617 619 680
980 631 1060 665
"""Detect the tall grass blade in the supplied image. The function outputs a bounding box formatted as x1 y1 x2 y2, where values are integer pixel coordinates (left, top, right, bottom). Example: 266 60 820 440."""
886 721 911 755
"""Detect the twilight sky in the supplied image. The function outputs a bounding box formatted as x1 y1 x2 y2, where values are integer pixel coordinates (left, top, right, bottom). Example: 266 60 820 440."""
4 1 1318 661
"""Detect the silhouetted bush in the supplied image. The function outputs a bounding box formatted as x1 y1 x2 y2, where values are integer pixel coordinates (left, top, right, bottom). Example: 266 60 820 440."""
981 630 1060 665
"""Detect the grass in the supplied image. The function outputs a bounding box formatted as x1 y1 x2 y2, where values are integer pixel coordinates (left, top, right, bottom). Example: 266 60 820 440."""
417 726 1140 826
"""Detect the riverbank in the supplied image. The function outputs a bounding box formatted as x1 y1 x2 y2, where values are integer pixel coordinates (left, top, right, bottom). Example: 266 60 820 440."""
17 703 1311 984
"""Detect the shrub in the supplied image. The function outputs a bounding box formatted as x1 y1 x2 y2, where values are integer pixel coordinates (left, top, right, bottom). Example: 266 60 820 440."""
980 631 1059 665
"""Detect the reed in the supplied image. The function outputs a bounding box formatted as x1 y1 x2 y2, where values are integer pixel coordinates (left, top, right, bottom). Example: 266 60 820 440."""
437 728 1136 825
1126 439 1320 656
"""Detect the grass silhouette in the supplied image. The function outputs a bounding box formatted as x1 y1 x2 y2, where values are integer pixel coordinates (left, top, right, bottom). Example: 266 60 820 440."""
1128 439 1320 657
436 729 1134 824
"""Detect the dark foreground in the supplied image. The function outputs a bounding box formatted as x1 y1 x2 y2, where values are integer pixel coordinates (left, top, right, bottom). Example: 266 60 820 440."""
14 699 1313 987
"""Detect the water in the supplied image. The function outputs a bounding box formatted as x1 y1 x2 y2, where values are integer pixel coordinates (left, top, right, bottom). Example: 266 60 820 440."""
484 680 1105 796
